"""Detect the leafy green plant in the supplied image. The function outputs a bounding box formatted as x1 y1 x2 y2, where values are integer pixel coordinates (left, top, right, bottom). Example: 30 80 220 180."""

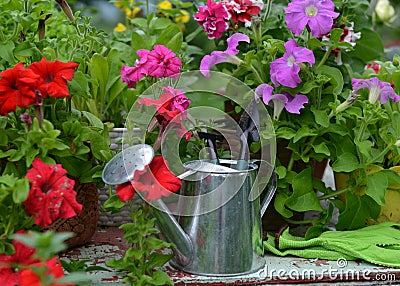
106 205 174 286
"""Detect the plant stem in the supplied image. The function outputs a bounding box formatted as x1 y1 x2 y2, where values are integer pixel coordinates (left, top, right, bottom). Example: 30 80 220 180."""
318 186 353 200
285 218 316 225
262 0 272 22
287 151 295 172
316 47 332 70
367 144 392 166
250 64 264 84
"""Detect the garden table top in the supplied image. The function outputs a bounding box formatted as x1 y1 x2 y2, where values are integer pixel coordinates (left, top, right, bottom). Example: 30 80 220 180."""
59 227 400 285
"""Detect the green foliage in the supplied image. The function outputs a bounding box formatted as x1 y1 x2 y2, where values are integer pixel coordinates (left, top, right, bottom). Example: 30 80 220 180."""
106 205 174 286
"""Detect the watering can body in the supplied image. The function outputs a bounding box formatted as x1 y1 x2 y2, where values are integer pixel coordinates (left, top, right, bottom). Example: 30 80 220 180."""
152 159 272 276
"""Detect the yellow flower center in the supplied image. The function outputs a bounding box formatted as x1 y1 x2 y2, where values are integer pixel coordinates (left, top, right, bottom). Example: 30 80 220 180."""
305 4 318 17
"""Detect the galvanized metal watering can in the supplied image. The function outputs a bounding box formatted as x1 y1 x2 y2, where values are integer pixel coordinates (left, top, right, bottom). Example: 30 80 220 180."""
102 146 276 276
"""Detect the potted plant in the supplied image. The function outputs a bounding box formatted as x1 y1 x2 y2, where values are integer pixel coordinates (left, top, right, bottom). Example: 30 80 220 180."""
0 0 114 283
185 0 400 237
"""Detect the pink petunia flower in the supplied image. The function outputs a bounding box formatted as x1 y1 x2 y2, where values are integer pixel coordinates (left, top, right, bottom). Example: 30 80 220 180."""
270 39 315 88
256 83 308 119
285 0 339 38
121 46 181 88
194 0 230 39
120 49 151 88
146 45 182 78
223 0 263 27
352 77 400 104
200 33 250 77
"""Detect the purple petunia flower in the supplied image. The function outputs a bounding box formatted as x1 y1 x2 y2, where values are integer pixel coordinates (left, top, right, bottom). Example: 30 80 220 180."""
352 77 400 104
270 39 315 88
256 83 308 119
200 33 250 77
285 0 339 38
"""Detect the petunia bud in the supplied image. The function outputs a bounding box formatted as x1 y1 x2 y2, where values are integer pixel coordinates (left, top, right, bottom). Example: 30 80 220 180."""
395 140 400 148
375 0 395 24
20 112 33 127
336 91 359 113
55 0 74 21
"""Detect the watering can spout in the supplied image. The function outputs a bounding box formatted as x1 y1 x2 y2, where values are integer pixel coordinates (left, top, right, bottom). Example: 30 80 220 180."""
151 200 193 267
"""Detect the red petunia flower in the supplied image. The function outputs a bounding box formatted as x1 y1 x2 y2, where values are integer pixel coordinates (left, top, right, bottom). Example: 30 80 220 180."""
116 181 136 201
0 230 40 286
116 156 182 201
23 57 79 98
19 257 74 286
23 158 82 227
223 0 263 26
138 86 190 125
0 63 39 115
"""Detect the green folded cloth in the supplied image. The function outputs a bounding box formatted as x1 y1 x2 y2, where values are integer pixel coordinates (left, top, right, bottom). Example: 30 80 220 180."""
264 222 400 268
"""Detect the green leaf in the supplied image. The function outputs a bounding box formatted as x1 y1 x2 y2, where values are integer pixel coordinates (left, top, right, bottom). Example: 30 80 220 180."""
275 166 287 179
103 194 126 212
12 178 30 203
316 65 344 95
293 126 317 143
331 153 360 172
311 108 329 128
155 24 183 53
148 270 173 285
150 17 172 30
381 169 400 186
274 192 293 218
356 140 373 159
305 225 325 240
14 41 38 57
131 18 148 29
81 111 104 130
275 127 296 140
314 142 330 156
366 171 388 205
348 29 384 63
131 31 149 51
285 168 323 212
147 252 173 269
0 41 16 64
330 28 344 46
89 53 109 103
336 192 380 230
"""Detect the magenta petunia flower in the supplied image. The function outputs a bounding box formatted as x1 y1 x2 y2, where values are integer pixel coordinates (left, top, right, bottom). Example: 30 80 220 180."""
200 33 250 77
146 45 182 78
121 46 181 88
223 0 263 27
352 77 400 104
256 83 308 119
285 0 339 37
121 49 151 88
270 39 315 88
194 0 230 39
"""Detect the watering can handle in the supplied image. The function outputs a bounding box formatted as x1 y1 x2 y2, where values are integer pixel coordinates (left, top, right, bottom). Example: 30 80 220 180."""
260 172 277 217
